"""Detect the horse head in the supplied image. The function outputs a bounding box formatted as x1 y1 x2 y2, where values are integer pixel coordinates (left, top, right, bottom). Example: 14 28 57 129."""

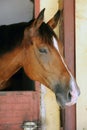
23 9 80 107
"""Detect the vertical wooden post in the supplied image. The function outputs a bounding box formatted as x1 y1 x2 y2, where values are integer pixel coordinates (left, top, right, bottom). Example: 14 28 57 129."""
34 0 40 18
34 0 40 90
63 0 76 130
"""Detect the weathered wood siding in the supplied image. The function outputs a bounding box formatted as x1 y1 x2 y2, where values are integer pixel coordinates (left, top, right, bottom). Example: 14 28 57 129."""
0 91 40 130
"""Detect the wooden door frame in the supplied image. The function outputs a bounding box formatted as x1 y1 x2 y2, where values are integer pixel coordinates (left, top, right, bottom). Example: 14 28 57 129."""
35 0 76 130
63 0 76 130
34 0 40 18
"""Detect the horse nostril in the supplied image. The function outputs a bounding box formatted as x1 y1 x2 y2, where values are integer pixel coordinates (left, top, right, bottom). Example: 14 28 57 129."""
67 91 72 101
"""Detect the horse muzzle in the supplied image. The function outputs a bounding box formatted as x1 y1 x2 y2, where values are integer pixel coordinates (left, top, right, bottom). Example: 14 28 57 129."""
65 78 80 106
55 77 80 108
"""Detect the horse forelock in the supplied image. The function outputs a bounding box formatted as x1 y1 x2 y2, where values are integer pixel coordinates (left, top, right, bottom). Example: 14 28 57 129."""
39 22 57 45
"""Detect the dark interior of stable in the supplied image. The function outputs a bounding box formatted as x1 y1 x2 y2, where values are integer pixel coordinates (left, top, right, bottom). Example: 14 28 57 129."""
2 69 35 91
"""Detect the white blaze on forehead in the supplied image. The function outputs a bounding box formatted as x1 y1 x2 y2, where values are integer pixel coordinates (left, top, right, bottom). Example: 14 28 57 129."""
53 36 59 51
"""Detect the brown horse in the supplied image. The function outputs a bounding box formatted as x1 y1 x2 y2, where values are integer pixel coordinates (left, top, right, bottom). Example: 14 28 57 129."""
0 9 80 107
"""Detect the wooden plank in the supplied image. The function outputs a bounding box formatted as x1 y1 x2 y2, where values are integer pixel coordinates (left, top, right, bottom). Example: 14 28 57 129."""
34 0 40 18
0 91 40 130
64 0 75 75
63 0 76 130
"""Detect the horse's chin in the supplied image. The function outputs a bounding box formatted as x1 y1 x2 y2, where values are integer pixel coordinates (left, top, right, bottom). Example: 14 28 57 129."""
55 94 66 108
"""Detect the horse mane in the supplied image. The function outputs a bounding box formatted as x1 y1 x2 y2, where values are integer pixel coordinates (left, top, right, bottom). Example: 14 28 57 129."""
0 20 33 56
0 20 57 56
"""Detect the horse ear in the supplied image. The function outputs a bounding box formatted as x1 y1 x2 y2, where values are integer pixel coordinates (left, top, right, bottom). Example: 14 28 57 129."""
34 8 45 29
47 10 60 29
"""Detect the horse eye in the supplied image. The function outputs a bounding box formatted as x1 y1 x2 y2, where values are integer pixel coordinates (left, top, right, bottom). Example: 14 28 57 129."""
39 48 47 54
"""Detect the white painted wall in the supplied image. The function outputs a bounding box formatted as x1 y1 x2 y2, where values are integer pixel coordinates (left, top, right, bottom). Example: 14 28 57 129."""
40 0 59 35
76 0 87 130
0 0 33 25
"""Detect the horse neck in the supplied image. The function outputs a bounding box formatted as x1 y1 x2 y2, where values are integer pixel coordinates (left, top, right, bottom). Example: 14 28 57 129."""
0 47 24 84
